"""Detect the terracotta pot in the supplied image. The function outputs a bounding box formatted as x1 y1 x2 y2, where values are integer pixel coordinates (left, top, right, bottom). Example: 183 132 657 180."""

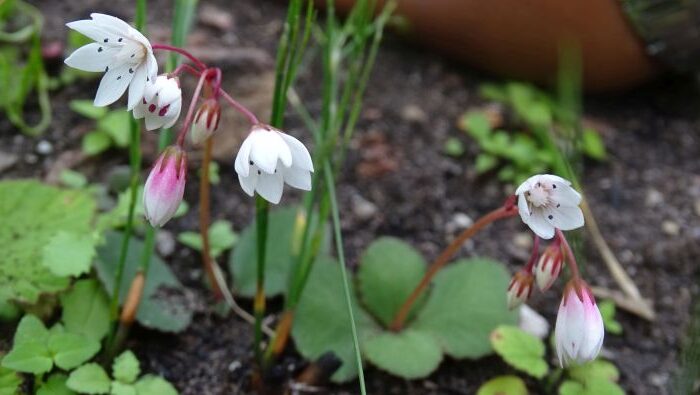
331 0 660 92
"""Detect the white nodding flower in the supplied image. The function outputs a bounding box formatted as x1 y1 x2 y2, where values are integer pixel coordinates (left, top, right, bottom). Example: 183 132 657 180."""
132 75 182 130
515 174 584 239
555 280 604 367
234 125 314 204
65 13 157 109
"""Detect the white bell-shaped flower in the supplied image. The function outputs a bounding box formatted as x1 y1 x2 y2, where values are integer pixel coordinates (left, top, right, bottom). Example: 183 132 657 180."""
65 13 158 109
234 125 314 204
515 174 584 239
132 75 182 130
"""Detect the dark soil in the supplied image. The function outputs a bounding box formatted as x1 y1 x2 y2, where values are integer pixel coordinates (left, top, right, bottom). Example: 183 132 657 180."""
3 0 699 394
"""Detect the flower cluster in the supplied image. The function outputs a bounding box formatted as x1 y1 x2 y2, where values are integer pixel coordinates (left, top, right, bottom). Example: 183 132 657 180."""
65 14 314 227
508 174 604 367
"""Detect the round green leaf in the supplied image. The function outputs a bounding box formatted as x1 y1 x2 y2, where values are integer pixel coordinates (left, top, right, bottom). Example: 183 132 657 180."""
14 314 49 345
0 367 21 395
568 360 620 383
477 375 528 395
113 351 140 384
1 342 52 374
43 231 96 277
559 378 624 395
69 100 107 119
110 382 136 395
490 325 548 379
60 279 110 341
357 237 427 327
292 256 379 383
48 332 101 370
411 258 517 359
363 329 442 379
37 373 76 395
82 131 112 156
67 363 111 394
134 375 178 395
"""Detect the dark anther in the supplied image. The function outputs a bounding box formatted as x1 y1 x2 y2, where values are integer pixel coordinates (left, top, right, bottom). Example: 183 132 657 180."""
130 53 135 58
104 38 108 43
129 68 134 74
249 161 254 165
257 170 261 175
105 66 109 72
556 203 561 208
116 76 122 80
98 47 103 52
118 38 123 42
552 184 557 189
548 215 554 220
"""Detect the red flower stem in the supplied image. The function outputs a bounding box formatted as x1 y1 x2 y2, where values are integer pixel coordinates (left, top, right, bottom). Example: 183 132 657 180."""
152 43 207 71
219 89 260 125
389 203 519 331
171 63 201 78
176 69 211 146
523 235 540 273
556 228 580 279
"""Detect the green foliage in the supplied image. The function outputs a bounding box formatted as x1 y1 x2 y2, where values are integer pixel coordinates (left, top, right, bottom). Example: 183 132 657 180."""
0 367 21 395
43 231 97 277
67 363 111 394
230 207 328 297
60 279 110 342
96 231 192 332
476 375 528 395
490 325 548 379
37 373 76 395
59 170 89 189
113 351 140 384
560 360 625 395
133 375 177 395
460 81 607 184
1 315 99 374
411 259 518 359
292 256 379 382
356 237 426 327
178 220 237 259
363 329 442 379
443 137 465 157
598 300 623 335
0 180 96 305
0 0 51 135
71 100 131 156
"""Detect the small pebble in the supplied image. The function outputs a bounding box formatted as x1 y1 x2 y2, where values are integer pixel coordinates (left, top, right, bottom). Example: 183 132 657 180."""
24 154 38 164
645 189 663 207
648 372 669 387
401 104 427 123
661 220 680 236
351 194 378 221
513 232 533 250
445 213 473 235
0 151 18 173
36 140 53 155
227 360 242 372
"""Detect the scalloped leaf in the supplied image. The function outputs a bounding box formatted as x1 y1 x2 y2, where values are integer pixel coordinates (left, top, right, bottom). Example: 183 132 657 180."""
60 279 110 341
411 258 517 359
357 237 427 327
363 329 442 379
0 180 96 304
477 375 528 395
67 363 111 394
113 351 140 384
490 325 548 379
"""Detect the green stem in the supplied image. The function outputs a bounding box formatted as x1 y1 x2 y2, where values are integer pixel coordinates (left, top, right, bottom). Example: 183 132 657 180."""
324 160 366 395
253 195 269 365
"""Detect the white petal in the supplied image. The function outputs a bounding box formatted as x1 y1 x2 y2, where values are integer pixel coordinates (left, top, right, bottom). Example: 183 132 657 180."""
90 13 132 35
132 102 146 119
517 193 530 224
526 210 555 239
64 43 118 72
551 182 582 207
544 205 584 231
162 99 182 129
66 19 122 43
249 132 283 174
94 64 134 107
145 52 158 83
515 175 538 196
144 114 164 131
156 78 181 106
234 136 254 177
238 171 257 197
281 165 311 191
255 172 284 204
127 64 148 110
280 132 314 171
540 174 571 187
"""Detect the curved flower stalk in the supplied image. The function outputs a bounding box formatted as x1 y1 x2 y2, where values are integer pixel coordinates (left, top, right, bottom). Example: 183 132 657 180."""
133 75 182 130
234 124 314 204
516 174 584 239
65 13 158 109
555 279 604 366
143 146 186 227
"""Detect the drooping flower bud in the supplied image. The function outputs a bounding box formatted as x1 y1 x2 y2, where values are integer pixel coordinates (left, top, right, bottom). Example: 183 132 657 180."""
506 270 534 310
143 145 187 227
535 241 564 291
555 279 604 367
133 75 182 131
190 98 221 145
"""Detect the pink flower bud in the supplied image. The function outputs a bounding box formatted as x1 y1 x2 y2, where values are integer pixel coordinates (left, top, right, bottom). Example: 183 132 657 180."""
535 241 564 291
143 146 187 227
555 280 604 367
506 271 534 310
190 99 221 145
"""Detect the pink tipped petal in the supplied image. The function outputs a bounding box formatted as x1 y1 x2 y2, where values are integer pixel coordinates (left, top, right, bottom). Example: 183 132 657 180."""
94 64 134 107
